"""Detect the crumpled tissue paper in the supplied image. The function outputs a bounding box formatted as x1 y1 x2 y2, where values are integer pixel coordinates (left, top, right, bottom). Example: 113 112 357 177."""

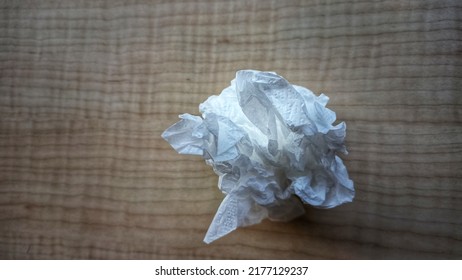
162 70 354 243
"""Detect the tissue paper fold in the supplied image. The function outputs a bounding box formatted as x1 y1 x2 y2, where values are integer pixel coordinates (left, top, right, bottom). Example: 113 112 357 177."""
162 70 354 243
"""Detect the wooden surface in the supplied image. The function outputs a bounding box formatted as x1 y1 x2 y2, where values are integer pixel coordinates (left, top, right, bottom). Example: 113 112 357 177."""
1 0 461 259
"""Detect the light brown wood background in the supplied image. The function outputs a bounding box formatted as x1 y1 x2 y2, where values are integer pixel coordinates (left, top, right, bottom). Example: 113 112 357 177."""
1 0 461 259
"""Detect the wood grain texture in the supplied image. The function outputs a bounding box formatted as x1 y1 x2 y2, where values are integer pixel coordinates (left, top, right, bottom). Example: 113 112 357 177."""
0 0 461 259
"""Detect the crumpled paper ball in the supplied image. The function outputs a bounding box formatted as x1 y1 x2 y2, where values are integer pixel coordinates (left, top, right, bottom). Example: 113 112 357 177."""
162 70 354 243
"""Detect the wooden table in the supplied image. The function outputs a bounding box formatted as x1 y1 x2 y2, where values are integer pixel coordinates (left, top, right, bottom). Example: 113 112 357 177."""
1 0 461 259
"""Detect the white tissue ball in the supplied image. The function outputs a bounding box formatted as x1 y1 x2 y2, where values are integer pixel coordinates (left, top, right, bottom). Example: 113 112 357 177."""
162 70 354 243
